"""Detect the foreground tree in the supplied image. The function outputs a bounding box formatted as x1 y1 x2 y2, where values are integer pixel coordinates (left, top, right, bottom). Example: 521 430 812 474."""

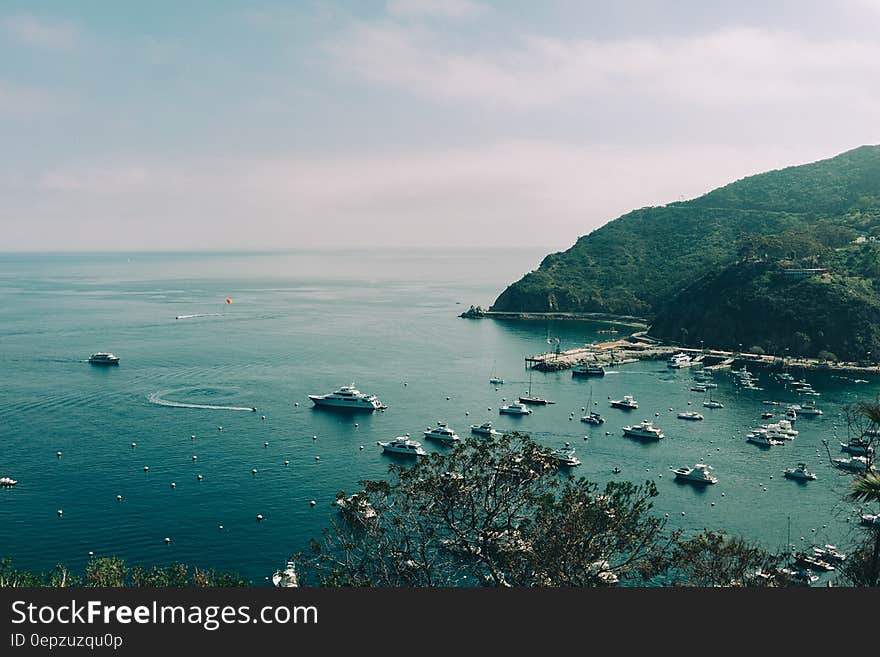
305 434 682 586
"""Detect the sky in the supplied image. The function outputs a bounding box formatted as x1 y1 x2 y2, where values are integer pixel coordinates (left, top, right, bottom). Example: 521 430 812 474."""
2 0 880 252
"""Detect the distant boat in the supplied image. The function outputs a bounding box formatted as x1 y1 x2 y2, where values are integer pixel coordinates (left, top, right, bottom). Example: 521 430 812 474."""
550 447 581 467
378 436 426 456
0 476 17 487
500 402 531 415
622 420 664 440
489 360 504 385
519 370 554 405
471 421 501 436
746 429 783 447
88 352 119 365
783 463 817 481
308 385 386 410
671 463 717 485
840 438 874 456
610 394 639 410
581 386 605 424
572 363 606 377
423 422 461 443
703 390 724 409
797 400 823 416
272 560 299 588
667 353 692 368
833 456 876 473
677 411 704 421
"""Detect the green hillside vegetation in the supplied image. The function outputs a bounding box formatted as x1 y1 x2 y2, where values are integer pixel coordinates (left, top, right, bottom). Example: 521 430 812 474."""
491 145 880 358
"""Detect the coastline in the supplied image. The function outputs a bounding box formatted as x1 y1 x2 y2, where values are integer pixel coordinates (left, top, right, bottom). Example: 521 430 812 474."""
459 307 649 328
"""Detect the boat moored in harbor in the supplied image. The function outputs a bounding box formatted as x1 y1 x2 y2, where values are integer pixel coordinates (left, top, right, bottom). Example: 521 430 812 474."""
671 463 717 484
500 402 531 415
550 447 581 467
88 352 120 365
783 463 817 481
0 476 17 487
471 421 501 436
610 394 639 410
677 411 704 421
378 436 427 456
308 385 386 410
622 420 664 440
424 422 461 443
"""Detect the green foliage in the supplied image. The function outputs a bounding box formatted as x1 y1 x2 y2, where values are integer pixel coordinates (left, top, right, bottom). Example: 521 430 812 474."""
0 557 249 588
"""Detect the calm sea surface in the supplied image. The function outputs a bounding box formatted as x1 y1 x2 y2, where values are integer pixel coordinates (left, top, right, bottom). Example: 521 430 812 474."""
0 250 875 583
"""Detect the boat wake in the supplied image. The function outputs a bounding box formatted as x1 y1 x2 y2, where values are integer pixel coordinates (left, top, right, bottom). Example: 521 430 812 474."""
148 390 255 412
175 313 222 320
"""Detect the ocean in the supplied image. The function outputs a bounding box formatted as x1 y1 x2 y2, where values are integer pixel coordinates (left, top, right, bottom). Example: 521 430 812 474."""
0 249 873 583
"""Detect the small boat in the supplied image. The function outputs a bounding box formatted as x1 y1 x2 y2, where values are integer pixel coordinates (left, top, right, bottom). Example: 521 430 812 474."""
667 353 693 368
798 401 823 415
840 438 875 456
379 436 427 456
793 552 835 572
489 361 504 385
572 363 606 377
610 394 639 410
671 463 717 484
783 463 816 481
272 560 299 588
761 412 774 419
677 411 704 421
703 399 724 409
423 422 461 443
833 456 876 473
690 385 707 393
519 371 554 405
622 420 664 440
550 447 581 467
778 567 818 585
860 513 880 527
581 386 605 424
746 429 783 447
763 400 781 406
771 419 798 437
812 545 846 563
88 352 120 365
0 476 17 487
471 421 501 436
335 492 378 521
785 408 798 421
500 402 531 415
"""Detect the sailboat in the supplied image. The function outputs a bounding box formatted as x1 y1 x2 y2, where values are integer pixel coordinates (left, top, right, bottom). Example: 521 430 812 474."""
703 389 724 409
489 360 504 385
581 386 604 424
519 369 554 405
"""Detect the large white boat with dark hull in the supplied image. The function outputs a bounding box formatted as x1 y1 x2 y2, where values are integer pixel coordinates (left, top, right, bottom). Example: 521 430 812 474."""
88 352 120 365
622 420 664 440
378 436 426 456
308 385 386 410
671 463 717 485
784 463 817 481
572 363 606 377
610 394 639 410
423 422 461 443
471 421 501 437
500 402 531 415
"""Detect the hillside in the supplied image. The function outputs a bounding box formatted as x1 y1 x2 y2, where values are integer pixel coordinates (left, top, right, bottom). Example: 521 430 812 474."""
491 145 880 318
648 261 880 361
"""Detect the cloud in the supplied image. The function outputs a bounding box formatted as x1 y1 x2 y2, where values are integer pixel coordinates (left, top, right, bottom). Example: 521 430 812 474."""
386 0 488 20
329 23 880 109
0 80 64 115
2 14 80 49
4 140 841 251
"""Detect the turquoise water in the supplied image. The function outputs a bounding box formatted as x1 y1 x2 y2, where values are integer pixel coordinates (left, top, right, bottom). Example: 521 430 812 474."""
0 250 875 583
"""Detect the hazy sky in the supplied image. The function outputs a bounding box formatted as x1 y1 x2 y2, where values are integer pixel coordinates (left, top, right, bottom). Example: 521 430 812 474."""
2 0 879 252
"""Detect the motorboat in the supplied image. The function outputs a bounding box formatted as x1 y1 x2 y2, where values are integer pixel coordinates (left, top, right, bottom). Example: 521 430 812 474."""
423 422 461 443
610 394 639 410
667 353 693 368
761 412 774 419
840 438 875 456
860 513 880 527
764 420 797 437
785 408 798 421
622 420 664 440
833 456 876 473
677 411 704 420
778 567 818 585
308 385 386 410
88 352 120 365
703 399 724 409
489 376 505 385
811 545 846 563
783 463 817 481
690 385 707 393
794 552 835 572
746 429 783 447
763 400 781 406
550 447 581 467
0 476 17 487
379 436 427 456
572 363 606 377
471 421 501 436
272 560 299 588
798 401 823 415
335 492 378 521
671 463 717 484
500 402 531 415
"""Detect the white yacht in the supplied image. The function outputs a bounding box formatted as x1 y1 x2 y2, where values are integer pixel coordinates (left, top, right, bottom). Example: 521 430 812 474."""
610 394 639 410
860 513 880 527
812 545 846 563
500 402 531 415
0 476 17 487
550 447 581 467
272 561 299 588
308 385 386 410
797 400 823 415
677 411 704 421
423 422 460 443
88 352 120 365
783 463 817 481
833 456 876 473
471 421 501 436
703 398 724 409
622 420 664 440
671 463 717 484
746 429 783 447
785 408 798 421
774 419 799 436
581 411 605 425
378 436 427 456
489 376 505 385
667 353 692 368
